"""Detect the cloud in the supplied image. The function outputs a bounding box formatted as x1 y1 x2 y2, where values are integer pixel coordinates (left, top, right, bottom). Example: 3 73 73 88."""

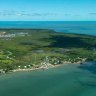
63 13 81 17
89 13 96 15
0 10 57 17
64 14 71 16
0 10 16 16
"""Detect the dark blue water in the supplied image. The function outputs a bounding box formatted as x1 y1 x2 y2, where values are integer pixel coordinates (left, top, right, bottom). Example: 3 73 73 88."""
0 21 96 36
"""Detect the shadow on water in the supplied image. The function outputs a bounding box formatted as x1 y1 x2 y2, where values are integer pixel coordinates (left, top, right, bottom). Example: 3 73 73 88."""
78 61 96 74
77 62 96 87
80 81 96 87
41 35 95 48
72 62 96 87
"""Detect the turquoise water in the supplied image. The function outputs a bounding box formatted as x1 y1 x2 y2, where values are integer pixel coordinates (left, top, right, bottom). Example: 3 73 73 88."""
0 21 96 36
0 64 96 96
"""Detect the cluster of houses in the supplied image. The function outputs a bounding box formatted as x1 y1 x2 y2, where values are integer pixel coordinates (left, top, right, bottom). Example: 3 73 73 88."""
0 31 29 40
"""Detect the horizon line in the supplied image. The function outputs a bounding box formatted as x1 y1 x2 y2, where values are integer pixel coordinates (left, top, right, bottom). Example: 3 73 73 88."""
0 20 96 22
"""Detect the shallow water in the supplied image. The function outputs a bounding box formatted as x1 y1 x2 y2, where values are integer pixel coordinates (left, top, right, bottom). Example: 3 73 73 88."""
0 64 96 96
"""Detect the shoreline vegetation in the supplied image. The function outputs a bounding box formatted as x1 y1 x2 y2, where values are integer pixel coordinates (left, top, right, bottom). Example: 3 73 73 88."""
0 29 96 74
0 57 87 74
12 59 87 73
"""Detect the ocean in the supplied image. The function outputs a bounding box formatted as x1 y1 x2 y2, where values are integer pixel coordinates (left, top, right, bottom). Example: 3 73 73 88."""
0 64 96 96
0 21 96 36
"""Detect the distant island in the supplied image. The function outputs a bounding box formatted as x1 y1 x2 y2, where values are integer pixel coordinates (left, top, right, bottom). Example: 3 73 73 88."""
0 29 96 73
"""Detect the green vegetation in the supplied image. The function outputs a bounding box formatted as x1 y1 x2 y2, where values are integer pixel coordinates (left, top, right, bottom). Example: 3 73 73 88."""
0 29 96 73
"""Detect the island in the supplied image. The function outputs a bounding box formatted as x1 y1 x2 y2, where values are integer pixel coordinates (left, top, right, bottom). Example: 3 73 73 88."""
0 29 96 73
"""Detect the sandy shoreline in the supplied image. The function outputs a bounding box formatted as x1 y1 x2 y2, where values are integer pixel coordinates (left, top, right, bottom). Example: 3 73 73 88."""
0 61 84 74
12 63 78 73
12 64 62 72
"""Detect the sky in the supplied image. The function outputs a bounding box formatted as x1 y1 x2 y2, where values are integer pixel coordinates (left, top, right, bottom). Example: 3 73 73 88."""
0 0 96 21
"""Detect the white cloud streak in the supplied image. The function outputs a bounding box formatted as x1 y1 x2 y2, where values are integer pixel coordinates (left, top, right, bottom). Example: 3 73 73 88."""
0 10 57 17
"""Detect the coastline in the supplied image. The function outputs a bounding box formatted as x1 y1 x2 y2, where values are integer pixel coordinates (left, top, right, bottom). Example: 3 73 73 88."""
0 58 87 74
11 62 82 73
0 59 95 74
12 64 63 72
10 58 88 73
